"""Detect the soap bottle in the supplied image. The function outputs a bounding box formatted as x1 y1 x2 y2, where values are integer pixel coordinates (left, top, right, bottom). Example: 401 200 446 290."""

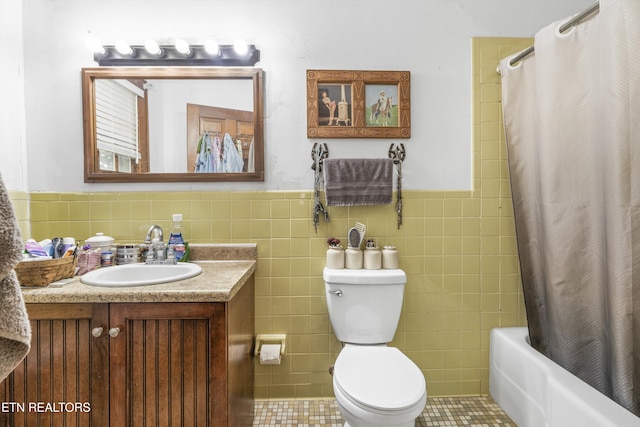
168 214 186 262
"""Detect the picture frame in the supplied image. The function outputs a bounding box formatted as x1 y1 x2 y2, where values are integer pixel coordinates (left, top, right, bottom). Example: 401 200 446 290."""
307 70 410 138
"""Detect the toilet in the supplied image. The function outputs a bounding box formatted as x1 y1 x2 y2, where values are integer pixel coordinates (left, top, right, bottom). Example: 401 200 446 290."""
323 267 427 427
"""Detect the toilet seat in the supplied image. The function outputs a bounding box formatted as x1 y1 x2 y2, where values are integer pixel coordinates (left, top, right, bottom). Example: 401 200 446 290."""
333 345 426 413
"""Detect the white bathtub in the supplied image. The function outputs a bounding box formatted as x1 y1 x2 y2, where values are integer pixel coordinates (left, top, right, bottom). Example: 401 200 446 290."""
490 327 640 427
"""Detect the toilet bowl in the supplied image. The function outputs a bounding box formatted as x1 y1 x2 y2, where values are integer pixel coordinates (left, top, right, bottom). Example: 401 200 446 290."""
323 267 427 426
332 345 427 427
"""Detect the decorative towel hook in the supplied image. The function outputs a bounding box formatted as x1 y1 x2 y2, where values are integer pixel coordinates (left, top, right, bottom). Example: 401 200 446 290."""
388 143 406 164
311 143 329 172
388 143 406 229
312 143 330 233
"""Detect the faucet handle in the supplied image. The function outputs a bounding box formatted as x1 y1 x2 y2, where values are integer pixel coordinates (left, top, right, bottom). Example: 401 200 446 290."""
167 245 176 262
155 240 166 261
144 242 156 263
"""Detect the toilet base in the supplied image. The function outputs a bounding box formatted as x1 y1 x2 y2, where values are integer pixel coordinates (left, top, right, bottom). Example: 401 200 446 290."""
336 400 419 427
334 376 426 427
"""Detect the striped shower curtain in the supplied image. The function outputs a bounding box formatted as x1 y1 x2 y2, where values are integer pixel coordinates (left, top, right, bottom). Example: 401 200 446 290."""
500 0 640 415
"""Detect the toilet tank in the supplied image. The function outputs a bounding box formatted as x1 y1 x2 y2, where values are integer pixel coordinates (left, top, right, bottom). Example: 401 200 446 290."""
323 267 407 344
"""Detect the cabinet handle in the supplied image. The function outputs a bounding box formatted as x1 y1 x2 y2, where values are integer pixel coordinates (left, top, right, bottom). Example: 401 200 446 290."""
91 326 104 337
108 327 121 338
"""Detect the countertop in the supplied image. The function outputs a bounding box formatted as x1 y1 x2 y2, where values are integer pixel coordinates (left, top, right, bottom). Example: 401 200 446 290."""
20 243 257 304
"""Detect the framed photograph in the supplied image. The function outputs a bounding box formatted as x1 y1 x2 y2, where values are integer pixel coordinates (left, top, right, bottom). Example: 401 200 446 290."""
307 70 410 138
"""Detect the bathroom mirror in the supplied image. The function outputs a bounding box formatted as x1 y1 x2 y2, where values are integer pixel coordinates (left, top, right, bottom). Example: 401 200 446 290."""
82 67 264 182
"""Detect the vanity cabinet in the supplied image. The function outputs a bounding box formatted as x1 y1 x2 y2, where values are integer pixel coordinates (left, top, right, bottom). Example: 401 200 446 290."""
0 276 254 427
0 303 109 427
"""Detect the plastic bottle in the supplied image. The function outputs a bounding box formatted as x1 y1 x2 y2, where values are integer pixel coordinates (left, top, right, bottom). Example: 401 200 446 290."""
169 214 186 262
38 239 53 256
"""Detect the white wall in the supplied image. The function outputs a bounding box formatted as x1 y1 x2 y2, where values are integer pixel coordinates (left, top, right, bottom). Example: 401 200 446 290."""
0 0 28 191
19 0 594 192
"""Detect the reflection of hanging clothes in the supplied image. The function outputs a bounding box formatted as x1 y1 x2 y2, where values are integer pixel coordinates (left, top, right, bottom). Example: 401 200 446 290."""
247 137 255 173
222 133 244 172
213 135 222 172
194 131 214 173
236 139 243 164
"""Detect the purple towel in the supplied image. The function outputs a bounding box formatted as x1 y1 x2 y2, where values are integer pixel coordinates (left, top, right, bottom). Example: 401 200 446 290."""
323 158 393 206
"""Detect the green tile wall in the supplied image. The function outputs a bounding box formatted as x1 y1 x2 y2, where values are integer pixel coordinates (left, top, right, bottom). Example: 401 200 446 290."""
8 190 30 239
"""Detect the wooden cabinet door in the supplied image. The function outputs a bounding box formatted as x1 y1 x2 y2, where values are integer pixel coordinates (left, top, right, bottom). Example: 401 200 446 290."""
0 303 109 427
108 303 226 426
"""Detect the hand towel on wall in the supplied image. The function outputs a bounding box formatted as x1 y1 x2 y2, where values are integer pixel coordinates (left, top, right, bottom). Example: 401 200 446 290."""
0 174 31 382
323 158 393 206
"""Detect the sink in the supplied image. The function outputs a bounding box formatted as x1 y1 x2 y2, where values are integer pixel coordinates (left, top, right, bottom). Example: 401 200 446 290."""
81 263 202 287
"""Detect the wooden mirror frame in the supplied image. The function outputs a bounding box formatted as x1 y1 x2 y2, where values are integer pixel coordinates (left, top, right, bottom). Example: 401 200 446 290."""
82 67 264 183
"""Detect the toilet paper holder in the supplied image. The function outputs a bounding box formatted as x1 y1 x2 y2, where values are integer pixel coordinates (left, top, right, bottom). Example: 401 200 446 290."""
254 334 286 357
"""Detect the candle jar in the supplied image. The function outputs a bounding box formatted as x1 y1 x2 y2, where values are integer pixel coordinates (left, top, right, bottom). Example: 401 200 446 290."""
345 247 363 269
364 247 382 270
326 246 345 269
382 245 399 269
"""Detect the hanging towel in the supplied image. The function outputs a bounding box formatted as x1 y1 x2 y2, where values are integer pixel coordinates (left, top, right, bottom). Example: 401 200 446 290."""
323 158 393 206
0 174 31 382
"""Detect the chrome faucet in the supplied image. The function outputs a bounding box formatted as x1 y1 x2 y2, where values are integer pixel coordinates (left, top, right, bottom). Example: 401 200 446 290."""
143 225 175 264
144 225 164 244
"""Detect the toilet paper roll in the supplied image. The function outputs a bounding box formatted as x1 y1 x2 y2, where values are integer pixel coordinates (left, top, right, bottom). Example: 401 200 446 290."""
259 344 282 365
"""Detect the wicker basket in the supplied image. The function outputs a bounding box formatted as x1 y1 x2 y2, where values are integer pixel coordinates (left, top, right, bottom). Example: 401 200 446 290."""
15 257 77 287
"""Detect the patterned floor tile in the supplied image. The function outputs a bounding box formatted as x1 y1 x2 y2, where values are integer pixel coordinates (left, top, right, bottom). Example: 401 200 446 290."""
253 396 516 426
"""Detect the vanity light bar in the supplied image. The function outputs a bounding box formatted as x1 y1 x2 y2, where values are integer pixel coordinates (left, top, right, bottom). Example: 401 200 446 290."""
94 44 260 66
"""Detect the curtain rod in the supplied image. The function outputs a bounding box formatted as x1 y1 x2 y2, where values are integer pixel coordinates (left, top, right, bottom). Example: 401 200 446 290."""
500 1 600 70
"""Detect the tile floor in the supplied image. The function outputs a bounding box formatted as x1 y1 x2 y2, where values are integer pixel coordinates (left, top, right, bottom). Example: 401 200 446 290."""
253 396 516 426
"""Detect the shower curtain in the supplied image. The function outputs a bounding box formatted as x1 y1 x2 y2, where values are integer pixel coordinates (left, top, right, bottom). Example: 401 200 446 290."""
500 0 640 415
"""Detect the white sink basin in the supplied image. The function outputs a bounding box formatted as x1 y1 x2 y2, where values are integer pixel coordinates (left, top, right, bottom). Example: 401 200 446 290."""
81 263 202 287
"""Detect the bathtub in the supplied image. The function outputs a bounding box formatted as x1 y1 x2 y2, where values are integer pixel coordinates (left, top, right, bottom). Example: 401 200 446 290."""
490 327 640 427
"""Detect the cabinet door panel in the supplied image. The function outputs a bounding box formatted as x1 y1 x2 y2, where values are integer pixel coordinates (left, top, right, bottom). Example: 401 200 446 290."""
109 303 225 427
0 304 109 427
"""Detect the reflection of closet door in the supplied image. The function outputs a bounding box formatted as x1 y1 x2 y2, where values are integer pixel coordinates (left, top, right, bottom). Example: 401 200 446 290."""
186 103 254 172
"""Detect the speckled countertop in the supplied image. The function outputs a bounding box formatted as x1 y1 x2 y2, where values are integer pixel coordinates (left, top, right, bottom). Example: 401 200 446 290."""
20 243 257 304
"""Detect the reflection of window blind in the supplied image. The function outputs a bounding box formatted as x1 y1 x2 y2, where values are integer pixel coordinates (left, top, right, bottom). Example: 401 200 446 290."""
95 79 140 160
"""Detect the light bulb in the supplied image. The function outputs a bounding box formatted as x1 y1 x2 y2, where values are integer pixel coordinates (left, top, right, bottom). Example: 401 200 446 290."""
175 39 191 55
144 40 161 56
204 40 219 56
233 39 249 55
85 37 105 55
115 40 133 56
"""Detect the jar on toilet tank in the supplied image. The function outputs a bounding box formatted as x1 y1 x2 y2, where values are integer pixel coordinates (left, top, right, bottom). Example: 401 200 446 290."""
345 246 363 269
326 238 345 269
363 240 381 270
382 245 399 269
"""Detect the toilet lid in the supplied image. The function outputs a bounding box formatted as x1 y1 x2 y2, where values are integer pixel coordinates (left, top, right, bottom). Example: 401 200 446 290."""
334 346 426 411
